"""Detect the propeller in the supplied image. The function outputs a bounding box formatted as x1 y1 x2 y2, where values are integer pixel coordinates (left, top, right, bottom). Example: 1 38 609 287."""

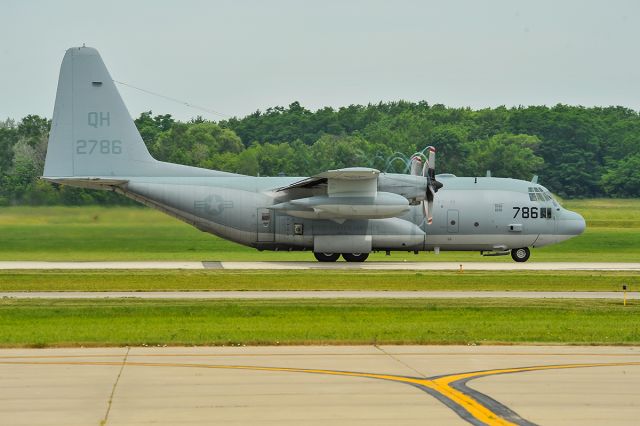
409 147 443 225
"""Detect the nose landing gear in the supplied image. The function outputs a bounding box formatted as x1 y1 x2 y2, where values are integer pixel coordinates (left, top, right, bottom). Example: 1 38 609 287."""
511 247 530 262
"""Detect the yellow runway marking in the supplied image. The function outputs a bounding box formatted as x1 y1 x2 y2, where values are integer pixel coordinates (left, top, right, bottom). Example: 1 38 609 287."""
1 358 639 425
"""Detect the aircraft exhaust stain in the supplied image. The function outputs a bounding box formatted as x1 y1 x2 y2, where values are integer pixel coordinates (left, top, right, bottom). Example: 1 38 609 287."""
1 358 639 425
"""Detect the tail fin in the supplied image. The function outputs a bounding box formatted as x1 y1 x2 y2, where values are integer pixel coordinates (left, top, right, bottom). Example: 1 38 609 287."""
43 46 158 178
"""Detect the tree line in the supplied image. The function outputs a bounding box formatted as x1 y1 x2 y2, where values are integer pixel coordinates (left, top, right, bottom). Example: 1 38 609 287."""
1 101 639 205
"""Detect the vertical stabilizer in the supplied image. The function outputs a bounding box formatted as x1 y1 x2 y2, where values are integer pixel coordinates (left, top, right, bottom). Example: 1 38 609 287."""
44 47 157 178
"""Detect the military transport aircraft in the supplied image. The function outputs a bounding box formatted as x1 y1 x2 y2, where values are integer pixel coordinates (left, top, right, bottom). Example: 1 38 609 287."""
42 47 586 262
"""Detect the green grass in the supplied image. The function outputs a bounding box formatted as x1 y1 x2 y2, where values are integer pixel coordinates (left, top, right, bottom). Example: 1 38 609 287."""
564 198 640 228
0 270 637 292
1 201 637 349
0 298 638 347
0 200 639 261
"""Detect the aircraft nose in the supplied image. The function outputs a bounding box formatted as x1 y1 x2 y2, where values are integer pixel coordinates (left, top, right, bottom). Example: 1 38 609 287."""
560 210 586 235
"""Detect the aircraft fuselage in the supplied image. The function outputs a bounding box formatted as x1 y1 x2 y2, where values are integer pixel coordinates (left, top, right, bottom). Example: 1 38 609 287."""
110 173 585 255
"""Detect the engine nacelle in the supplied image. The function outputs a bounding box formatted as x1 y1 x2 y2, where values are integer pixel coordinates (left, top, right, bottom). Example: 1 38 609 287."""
377 173 429 204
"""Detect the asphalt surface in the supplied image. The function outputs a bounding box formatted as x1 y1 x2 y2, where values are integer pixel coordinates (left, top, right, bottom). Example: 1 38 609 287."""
0 290 637 299
1 261 639 271
0 345 638 426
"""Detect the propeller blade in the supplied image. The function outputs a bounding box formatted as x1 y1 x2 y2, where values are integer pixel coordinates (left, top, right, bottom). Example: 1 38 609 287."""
427 146 436 172
409 156 423 176
417 147 439 225
423 200 433 225
421 160 428 178
426 146 442 193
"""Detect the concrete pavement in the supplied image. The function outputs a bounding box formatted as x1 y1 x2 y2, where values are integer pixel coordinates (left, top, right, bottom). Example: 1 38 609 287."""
0 346 638 425
1 261 639 271
0 290 637 299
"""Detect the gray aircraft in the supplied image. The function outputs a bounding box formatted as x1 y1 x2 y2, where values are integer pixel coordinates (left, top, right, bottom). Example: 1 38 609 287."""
42 47 586 262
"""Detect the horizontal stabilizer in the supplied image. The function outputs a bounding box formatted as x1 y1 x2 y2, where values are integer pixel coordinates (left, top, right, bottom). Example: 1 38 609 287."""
42 177 128 190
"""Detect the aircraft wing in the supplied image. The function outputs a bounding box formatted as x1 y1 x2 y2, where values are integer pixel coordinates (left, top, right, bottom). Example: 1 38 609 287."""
276 167 379 196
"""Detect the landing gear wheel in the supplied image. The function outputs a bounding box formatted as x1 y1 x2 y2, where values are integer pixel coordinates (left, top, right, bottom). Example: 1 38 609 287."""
314 252 340 262
511 247 530 262
342 253 369 262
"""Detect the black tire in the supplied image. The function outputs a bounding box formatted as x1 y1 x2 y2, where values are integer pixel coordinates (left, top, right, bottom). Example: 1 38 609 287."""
342 253 369 262
511 247 530 262
314 252 340 262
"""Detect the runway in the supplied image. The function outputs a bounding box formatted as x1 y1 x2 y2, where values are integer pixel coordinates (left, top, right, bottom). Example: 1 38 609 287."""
0 290 637 299
1 261 640 271
0 345 638 426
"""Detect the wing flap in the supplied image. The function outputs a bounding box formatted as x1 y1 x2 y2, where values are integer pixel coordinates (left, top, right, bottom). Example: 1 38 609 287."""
276 167 379 196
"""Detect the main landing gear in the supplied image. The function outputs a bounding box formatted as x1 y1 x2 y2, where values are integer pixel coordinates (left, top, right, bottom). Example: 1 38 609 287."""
313 252 341 262
511 247 530 262
341 253 369 262
313 252 370 262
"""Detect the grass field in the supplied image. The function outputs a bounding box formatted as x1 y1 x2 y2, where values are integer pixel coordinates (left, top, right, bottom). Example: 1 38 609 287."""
0 201 638 348
0 199 639 261
0 298 637 347
0 270 637 292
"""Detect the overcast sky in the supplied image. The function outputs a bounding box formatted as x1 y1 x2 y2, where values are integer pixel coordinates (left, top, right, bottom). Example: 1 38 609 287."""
2 0 640 121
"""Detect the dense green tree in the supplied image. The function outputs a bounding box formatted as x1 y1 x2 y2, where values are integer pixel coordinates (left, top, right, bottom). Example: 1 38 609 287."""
428 125 470 175
0 119 17 175
601 154 640 197
2 101 640 204
463 134 544 180
135 111 175 150
151 121 242 169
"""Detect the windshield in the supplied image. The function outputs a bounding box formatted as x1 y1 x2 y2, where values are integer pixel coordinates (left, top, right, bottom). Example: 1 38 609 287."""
527 186 560 207
539 186 560 208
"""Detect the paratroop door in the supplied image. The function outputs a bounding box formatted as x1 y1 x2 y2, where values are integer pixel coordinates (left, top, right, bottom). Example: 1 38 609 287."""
257 208 275 242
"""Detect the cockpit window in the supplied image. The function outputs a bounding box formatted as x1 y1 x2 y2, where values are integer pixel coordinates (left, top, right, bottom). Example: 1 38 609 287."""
528 187 547 202
539 186 560 208
528 186 558 205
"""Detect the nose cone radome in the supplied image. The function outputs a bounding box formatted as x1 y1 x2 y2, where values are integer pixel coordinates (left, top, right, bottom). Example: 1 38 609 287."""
561 210 586 236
